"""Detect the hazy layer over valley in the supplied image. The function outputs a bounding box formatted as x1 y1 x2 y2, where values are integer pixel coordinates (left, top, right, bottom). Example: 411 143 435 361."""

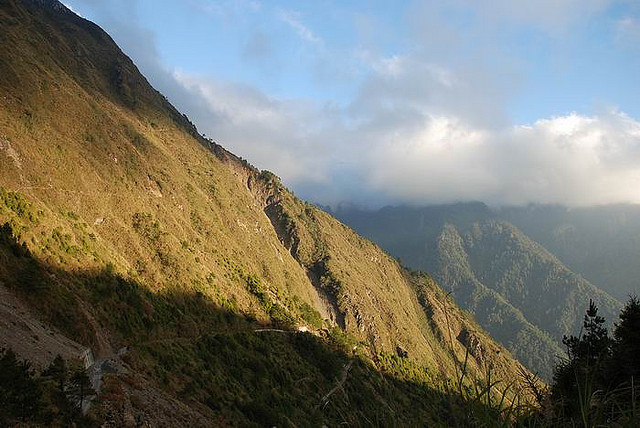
335 202 634 379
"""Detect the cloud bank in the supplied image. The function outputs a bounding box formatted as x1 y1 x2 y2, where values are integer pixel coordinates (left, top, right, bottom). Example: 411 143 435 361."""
178 73 640 207
66 0 640 207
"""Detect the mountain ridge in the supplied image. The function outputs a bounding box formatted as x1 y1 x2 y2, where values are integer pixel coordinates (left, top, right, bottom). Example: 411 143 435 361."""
335 203 622 379
499 203 640 300
0 1 535 424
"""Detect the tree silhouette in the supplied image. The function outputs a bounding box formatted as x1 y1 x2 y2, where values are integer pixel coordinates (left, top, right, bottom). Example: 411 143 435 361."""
42 354 67 393
611 296 640 382
0 348 43 422
70 368 95 413
551 300 611 420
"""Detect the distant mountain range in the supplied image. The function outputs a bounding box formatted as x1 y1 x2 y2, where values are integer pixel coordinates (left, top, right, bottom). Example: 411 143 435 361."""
334 202 628 379
500 204 640 300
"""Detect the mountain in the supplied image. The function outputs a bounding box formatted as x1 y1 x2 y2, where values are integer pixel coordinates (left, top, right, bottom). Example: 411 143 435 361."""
335 203 622 380
500 204 640 300
0 1 534 425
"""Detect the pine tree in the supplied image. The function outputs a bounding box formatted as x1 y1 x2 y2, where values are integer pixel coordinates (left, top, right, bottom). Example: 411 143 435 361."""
0 348 43 422
551 300 611 422
70 368 95 413
42 354 67 393
611 296 640 382
564 299 611 364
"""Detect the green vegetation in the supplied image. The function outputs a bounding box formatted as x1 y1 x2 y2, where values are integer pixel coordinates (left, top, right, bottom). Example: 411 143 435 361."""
244 273 296 328
0 226 531 425
0 221 30 257
0 348 42 424
336 204 621 380
520 298 640 426
257 169 282 191
0 349 95 426
501 204 640 300
132 212 163 242
51 227 82 257
0 187 38 222
298 300 323 329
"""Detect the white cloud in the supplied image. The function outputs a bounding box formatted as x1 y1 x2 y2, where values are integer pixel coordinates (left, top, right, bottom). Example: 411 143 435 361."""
169 64 640 207
61 1 84 17
366 115 496 203
277 10 321 44
64 0 640 208
489 111 640 205
173 71 336 185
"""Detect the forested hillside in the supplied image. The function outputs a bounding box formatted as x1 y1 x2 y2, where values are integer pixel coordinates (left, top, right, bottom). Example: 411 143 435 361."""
500 204 640 300
336 203 621 380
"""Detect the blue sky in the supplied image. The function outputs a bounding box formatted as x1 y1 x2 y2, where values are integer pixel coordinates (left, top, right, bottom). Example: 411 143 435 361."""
64 0 640 207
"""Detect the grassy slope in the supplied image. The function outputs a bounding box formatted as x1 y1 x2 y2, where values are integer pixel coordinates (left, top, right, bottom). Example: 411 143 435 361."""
0 0 534 424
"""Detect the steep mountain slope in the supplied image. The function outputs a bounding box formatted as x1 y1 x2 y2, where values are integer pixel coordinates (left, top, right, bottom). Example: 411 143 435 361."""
500 204 640 300
336 204 621 379
0 1 534 424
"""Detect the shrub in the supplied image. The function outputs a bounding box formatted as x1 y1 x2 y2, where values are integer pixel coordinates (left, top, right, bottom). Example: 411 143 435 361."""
299 302 323 329
0 188 38 222
268 303 296 329
132 213 162 242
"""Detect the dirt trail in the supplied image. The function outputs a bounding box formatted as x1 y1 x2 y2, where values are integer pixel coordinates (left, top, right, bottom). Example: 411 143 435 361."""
316 359 354 410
